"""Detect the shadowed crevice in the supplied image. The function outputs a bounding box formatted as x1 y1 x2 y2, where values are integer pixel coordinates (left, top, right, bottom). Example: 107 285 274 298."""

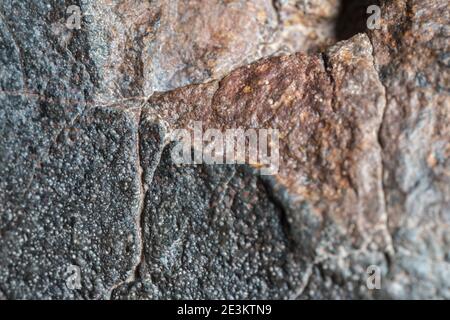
335 0 381 41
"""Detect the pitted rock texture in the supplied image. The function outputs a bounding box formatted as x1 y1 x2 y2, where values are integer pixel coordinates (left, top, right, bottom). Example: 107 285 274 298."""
0 95 142 299
0 0 449 300
0 1 142 299
113 151 310 299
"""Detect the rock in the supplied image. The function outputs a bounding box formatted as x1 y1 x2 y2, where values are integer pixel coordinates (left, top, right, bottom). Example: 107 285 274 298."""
113 33 391 299
0 95 143 299
147 32 389 247
367 0 450 299
0 1 141 299
114 156 310 299
0 0 448 300
272 0 339 53
82 0 339 101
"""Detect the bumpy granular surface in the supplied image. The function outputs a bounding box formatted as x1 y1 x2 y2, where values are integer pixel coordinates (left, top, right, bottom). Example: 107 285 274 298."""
0 0 449 299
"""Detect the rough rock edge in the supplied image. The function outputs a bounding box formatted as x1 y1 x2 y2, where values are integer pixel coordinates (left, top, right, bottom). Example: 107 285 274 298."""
0 30 396 299
108 31 399 299
366 32 395 264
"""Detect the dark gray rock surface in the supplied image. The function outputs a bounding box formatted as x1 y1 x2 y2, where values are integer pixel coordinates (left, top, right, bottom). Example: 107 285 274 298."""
0 100 142 299
113 149 310 299
0 0 142 299
0 0 449 299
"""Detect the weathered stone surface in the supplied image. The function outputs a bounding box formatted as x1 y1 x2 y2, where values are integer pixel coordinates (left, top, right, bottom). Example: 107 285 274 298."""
143 32 389 247
367 0 450 299
0 95 142 299
1 0 448 300
81 0 339 101
114 151 311 299
272 0 339 53
0 1 142 299
112 33 392 299
299 0 450 299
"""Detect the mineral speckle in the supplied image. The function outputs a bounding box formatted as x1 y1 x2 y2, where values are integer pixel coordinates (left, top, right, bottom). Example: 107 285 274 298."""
0 0 449 299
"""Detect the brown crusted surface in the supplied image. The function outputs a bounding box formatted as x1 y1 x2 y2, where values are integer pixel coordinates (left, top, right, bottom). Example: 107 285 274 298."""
144 34 388 246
